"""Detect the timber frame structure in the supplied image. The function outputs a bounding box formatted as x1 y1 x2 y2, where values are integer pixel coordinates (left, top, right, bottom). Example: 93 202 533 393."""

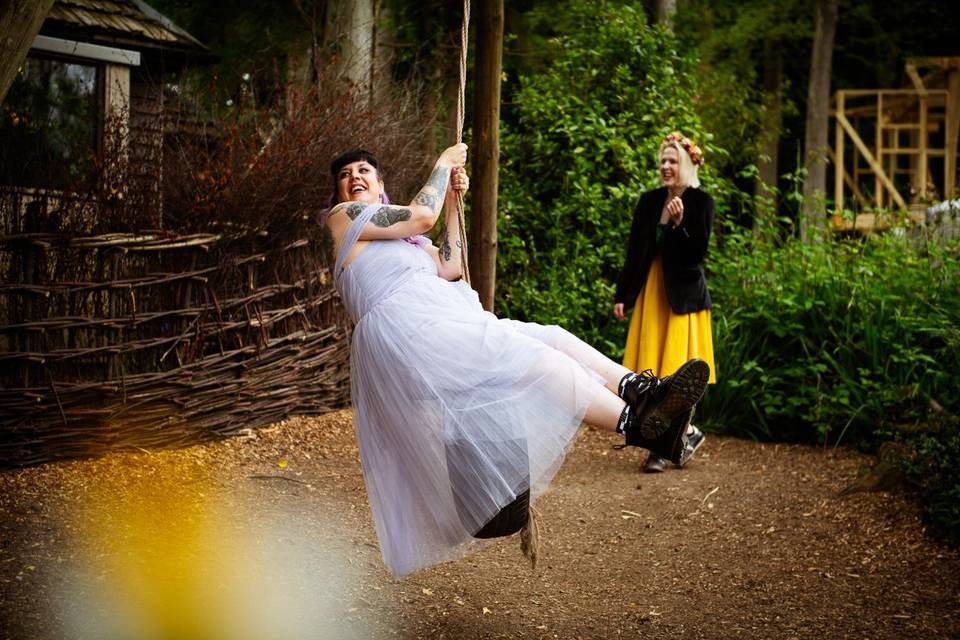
830 57 960 231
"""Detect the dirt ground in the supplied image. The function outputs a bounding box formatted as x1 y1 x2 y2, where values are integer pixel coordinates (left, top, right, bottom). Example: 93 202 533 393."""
1 410 958 640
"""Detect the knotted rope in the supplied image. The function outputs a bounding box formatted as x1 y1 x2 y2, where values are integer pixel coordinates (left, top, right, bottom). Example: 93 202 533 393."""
454 0 471 284
452 0 538 568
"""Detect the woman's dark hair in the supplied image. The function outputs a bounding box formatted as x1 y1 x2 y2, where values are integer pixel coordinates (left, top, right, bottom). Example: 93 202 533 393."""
330 149 382 181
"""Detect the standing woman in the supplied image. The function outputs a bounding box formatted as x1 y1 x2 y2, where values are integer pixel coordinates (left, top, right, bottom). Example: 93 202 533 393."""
613 132 716 473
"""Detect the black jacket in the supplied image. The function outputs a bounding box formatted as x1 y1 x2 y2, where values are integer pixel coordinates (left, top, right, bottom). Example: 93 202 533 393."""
614 186 714 314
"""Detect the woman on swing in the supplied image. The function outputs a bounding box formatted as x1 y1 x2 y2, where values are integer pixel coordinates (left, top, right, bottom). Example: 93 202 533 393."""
322 142 710 577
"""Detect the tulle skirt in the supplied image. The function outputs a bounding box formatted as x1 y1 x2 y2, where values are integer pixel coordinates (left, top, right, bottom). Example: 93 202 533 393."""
350 275 602 577
623 255 716 383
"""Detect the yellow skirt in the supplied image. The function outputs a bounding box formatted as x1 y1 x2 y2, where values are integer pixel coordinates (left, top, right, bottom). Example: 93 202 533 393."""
622 255 716 383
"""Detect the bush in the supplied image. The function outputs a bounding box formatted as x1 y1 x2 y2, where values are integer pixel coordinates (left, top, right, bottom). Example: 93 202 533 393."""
495 0 736 354
898 424 960 540
701 227 960 446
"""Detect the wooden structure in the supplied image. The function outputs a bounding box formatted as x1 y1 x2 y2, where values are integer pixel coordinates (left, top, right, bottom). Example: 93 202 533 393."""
0 1 352 467
830 58 960 231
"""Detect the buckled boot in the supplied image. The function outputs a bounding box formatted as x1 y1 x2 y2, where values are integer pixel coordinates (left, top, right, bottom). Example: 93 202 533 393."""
617 359 710 464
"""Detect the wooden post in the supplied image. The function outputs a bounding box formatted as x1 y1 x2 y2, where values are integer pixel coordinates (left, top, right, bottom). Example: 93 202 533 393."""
467 0 504 312
853 115 861 192
0 0 55 102
834 91 845 214
946 68 960 198
876 93 884 208
103 64 130 198
919 94 928 200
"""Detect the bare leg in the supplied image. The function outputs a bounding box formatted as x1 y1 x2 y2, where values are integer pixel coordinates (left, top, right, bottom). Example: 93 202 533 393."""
500 320 632 392
583 386 628 433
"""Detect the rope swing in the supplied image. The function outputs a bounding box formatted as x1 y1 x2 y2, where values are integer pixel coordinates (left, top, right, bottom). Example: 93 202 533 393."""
443 0 538 564
454 0 471 285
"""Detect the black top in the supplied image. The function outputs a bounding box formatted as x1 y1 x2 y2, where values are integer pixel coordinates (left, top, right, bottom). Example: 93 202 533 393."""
614 186 714 314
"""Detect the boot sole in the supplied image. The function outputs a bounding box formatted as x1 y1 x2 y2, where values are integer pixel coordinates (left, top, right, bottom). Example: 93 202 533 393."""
640 360 710 464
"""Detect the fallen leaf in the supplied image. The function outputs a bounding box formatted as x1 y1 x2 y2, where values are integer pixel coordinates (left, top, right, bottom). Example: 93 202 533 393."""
421 588 433 596
278 459 288 469
482 607 492 615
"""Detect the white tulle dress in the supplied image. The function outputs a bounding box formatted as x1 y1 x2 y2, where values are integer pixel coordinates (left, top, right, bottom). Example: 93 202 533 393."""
335 204 605 577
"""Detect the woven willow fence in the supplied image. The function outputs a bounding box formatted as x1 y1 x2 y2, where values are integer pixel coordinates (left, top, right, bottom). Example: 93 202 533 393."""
0 194 351 467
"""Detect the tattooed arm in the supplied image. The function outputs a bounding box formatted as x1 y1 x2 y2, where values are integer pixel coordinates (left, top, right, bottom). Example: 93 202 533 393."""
433 167 468 281
325 144 467 246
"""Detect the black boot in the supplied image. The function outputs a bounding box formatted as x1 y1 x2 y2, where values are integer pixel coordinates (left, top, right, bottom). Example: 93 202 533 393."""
617 360 710 464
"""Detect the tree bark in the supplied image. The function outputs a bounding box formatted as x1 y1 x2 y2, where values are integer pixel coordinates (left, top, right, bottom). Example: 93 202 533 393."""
755 37 783 234
0 0 54 103
656 0 677 31
801 0 838 238
324 0 375 100
467 0 504 312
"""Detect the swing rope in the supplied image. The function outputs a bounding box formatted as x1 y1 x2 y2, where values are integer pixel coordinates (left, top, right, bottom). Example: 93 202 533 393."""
449 0 539 566
454 0 471 285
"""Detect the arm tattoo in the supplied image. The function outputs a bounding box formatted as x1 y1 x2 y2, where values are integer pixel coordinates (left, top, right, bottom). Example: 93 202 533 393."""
344 203 365 219
413 166 450 212
370 206 412 227
440 232 452 262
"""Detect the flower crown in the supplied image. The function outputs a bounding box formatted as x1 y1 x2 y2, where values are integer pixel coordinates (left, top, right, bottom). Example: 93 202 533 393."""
664 131 704 166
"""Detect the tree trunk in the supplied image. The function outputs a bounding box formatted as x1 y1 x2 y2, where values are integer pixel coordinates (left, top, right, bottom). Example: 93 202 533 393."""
371 0 394 111
801 0 838 238
324 0 375 99
755 37 783 234
656 0 677 31
467 0 504 312
0 0 54 103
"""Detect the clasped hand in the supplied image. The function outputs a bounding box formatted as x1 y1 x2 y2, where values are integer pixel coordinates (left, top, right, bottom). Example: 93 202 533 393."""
661 196 684 227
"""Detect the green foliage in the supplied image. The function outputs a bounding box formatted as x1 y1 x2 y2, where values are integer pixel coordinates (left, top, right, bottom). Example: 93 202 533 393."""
701 213 960 539
675 0 809 177
496 0 729 354
897 425 960 540
701 227 960 448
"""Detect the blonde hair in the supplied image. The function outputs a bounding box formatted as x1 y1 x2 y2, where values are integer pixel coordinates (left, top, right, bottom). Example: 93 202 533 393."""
659 139 701 189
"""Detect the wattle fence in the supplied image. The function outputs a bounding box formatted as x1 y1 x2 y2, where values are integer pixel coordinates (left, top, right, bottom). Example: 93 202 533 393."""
0 191 351 467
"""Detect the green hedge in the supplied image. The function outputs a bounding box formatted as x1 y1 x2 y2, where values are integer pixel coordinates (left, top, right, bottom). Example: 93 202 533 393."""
496 1 730 354
700 228 960 538
701 229 960 446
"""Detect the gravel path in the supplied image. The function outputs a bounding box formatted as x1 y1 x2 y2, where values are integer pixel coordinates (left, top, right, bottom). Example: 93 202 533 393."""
1 410 957 639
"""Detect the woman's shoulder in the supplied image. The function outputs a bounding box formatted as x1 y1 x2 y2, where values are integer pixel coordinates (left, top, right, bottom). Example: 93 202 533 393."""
637 186 667 209
642 186 668 199
684 187 713 203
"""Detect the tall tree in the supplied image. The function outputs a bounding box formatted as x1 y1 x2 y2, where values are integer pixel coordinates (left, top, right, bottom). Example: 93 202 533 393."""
468 0 504 311
755 35 783 230
326 0 376 97
0 0 54 103
657 0 677 30
801 0 838 237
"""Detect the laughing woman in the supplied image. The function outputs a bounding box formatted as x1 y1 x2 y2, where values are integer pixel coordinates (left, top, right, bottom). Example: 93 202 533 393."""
321 143 710 577
613 132 716 473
